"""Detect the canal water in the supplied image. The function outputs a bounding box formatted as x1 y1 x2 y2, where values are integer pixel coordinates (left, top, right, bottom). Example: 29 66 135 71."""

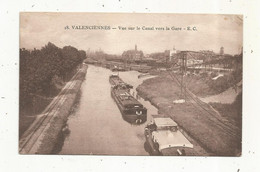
60 65 158 155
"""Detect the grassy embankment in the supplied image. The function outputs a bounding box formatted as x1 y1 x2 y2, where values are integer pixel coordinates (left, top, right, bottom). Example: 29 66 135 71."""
37 69 87 154
137 71 242 156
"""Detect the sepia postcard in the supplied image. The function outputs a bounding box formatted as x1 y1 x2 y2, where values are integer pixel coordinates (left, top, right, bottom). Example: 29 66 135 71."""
19 12 243 156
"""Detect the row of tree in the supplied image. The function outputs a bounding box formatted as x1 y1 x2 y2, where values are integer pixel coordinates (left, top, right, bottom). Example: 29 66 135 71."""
20 42 87 110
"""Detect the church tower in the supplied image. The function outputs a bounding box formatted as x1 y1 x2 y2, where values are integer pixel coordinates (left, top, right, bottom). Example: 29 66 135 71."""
220 46 224 55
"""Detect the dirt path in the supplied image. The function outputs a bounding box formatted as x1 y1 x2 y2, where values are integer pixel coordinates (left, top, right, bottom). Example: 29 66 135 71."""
200 80 242 104
19 65 88 154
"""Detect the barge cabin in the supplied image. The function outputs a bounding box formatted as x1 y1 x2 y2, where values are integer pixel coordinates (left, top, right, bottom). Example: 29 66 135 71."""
144 115 194 156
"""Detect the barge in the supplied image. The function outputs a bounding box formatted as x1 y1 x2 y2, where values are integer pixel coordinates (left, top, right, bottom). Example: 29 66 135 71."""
109 73 133 89
144 115 195 156
111 83 147 124
111 65 126 72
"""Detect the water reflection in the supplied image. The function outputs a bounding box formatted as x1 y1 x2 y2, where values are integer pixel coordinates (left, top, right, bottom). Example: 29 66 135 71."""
60 65 158 155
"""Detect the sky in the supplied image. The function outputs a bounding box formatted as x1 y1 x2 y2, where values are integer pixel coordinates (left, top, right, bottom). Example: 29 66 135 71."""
20 13 243 55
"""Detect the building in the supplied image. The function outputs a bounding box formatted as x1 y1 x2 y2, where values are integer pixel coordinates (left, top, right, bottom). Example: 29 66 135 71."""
169 46 177 61
122 44 144 61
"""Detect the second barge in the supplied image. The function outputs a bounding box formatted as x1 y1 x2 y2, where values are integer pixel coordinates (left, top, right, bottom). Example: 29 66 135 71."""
110 82 147 124
109 73 133 89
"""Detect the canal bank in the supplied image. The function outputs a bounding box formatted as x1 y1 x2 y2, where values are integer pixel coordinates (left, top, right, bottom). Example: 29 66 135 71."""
19 64 88 154
136 74 241 156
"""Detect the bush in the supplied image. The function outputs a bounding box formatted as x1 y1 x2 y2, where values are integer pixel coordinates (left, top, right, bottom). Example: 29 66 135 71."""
20 42 87 111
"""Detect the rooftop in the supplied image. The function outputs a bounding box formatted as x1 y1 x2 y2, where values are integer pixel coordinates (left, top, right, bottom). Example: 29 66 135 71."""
153 117 178 127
